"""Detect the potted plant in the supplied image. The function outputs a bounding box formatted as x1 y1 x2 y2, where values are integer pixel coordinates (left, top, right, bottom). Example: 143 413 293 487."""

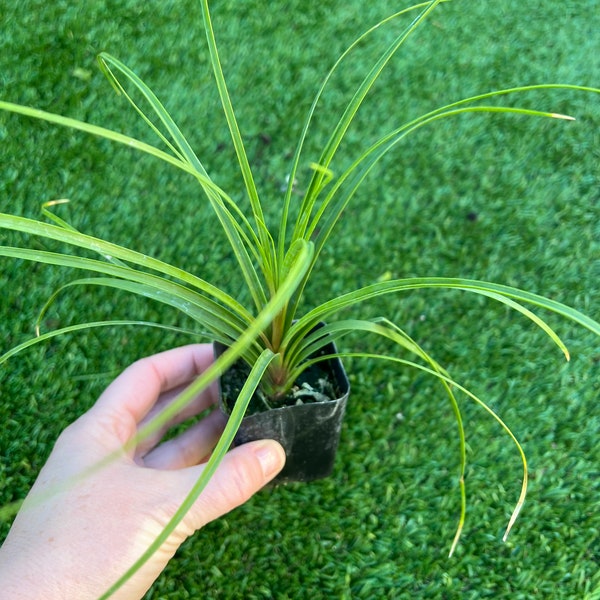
215 320 351 483
0 0 598 595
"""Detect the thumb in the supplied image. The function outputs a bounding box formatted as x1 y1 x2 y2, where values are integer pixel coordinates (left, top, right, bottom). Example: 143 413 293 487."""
184 440 286 531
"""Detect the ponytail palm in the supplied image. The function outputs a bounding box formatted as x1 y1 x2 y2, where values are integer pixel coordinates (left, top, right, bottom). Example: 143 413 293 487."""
1 1 599 595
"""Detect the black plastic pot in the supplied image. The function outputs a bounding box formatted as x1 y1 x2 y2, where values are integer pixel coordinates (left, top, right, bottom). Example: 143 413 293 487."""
215 326 350 483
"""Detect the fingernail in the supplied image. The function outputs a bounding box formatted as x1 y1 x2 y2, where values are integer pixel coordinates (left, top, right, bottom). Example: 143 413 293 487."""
255 441 285 479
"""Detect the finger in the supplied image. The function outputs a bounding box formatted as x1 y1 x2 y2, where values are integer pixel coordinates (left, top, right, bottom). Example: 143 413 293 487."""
134 378 218 453
141 378 218 426
89 344 215 442
140 409 227 469
178 440 286 534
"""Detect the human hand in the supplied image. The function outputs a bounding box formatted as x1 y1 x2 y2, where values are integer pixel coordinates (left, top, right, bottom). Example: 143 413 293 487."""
0 344 285 599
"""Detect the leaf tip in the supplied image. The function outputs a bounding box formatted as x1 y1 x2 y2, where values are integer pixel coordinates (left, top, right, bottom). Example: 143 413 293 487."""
503 499 525 543
551 112 576 121
42 198 71 209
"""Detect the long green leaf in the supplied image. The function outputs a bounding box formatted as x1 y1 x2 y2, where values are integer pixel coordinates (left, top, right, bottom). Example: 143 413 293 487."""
98 348 276 599
293 106 552 324
32 277 254 353
4 239 313 597
0 320 200 365
309 85 599 254
0 100 192 174
277 0 440 260
0 246 251 335
40 200 129 269
96 52 273 311
199 0 276 284
97 53 197 165
299 317 468 555
0 214 251 318
284 315 523 554
305 104 583 291
279 85 599 324
290 0 443 246
97 240 314 596
121 237 312 454
0 99 257 231
339 350 528 552
290 277 600 355
0 100 270 310
294 276 570 364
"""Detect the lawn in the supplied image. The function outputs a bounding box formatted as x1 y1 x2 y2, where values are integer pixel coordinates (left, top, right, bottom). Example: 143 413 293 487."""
1 0 599 598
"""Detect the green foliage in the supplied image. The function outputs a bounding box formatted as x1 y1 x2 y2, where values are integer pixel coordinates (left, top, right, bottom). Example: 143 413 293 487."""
1 0 599 597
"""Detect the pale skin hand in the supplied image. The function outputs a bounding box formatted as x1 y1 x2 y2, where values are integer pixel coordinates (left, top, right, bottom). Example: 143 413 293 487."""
0 344 286 600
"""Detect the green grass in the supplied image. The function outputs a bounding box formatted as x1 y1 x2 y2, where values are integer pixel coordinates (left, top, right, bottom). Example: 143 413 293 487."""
1 0 599 598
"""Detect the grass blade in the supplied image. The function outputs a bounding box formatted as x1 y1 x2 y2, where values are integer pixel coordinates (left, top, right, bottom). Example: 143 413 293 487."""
0 100 271 311
97 53 198 165
0 100 191 173
285 316 522 555
96 51 275 308
0 245 251 332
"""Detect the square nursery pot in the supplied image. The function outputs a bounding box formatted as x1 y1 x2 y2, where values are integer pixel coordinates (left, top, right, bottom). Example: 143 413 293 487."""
215 325 350 483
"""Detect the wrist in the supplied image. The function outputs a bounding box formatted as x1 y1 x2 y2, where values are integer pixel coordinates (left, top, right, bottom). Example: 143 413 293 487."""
0 544 53 600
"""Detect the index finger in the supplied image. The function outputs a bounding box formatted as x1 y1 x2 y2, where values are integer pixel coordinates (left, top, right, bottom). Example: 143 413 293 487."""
90 344 216 436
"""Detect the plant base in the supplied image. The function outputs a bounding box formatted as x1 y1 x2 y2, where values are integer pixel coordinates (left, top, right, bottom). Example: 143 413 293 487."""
215 330 350 483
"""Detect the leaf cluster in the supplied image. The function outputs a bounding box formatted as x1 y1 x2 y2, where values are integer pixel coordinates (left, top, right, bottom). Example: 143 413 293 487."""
1 1 599 595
